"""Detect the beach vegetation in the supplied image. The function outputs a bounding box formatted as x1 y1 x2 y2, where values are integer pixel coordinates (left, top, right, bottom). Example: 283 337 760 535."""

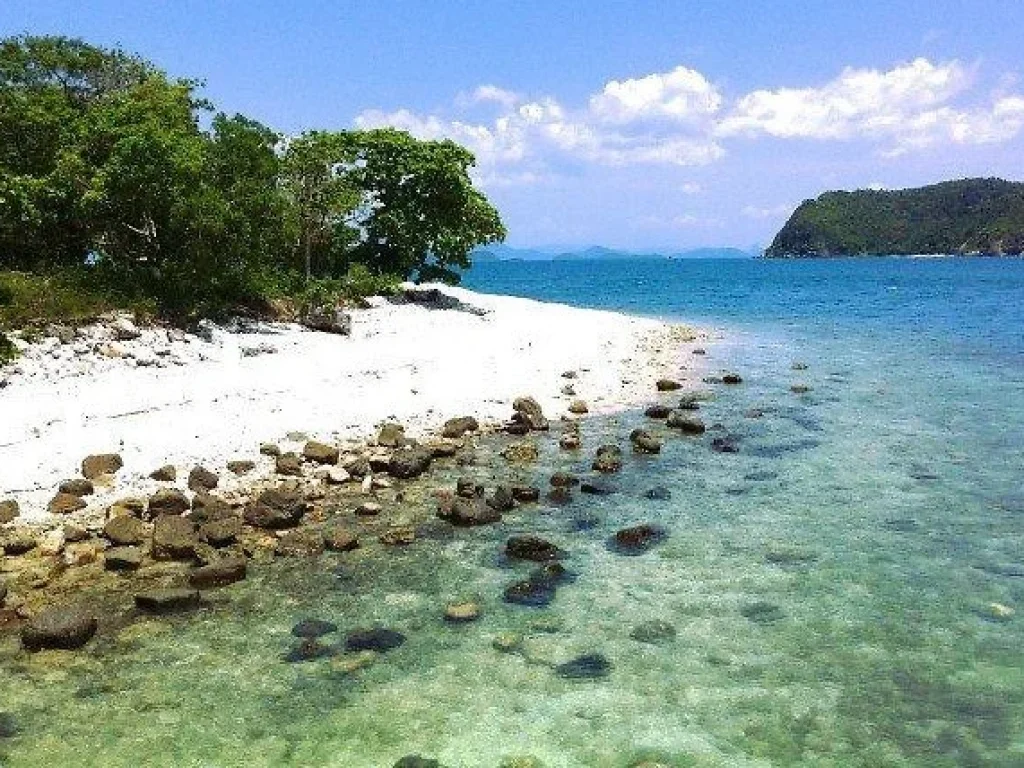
0 35 504 327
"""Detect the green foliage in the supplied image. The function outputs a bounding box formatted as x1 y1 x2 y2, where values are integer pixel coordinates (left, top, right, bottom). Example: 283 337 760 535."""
0 268 154 329
766 178 1024 258
0 34 505 323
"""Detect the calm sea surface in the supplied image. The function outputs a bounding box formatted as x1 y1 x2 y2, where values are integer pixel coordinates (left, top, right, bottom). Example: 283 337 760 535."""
2 257 1023 767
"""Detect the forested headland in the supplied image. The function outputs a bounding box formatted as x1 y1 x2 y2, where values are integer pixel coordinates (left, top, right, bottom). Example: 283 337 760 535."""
0 35 505 331
765 178 1024 258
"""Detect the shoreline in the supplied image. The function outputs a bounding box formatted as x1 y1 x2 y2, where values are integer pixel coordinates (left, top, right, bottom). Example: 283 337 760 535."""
0 284 709 532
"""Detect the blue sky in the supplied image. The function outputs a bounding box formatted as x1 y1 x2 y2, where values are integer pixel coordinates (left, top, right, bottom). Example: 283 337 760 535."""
4 1 1024 250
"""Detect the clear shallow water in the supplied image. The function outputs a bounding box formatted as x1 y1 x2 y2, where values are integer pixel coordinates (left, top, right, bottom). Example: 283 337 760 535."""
2 257 1024 767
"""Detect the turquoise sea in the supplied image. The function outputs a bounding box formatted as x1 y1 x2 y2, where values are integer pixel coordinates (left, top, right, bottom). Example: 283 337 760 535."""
3 256 1024 767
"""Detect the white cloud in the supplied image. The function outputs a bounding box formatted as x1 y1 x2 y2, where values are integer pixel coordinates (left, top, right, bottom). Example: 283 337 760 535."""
589 66 722 124
354 58 1024 188
741 203 794 220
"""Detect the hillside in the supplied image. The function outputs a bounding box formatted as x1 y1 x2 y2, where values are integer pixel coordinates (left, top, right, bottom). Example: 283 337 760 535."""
765 178 1024 258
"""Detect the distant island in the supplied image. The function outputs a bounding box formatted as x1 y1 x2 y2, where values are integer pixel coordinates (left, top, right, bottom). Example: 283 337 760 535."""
474 244 755 262
765 178 1024 258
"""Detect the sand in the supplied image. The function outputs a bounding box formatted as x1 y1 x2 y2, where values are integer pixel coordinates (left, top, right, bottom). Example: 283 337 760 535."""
0 285 706 525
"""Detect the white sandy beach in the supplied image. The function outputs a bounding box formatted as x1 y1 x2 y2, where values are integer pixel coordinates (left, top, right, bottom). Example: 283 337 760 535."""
0 285 706 525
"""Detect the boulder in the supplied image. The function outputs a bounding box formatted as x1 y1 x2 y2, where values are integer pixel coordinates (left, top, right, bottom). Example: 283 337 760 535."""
512 396 549 431
506 535 566 562
656 379 682 392
426 439 460 458
109 316 141 340
134 588 201 614
722 373 743 384
149 465 177 482
259 443 281 457
666 411 705 434
485 486 515 513
677 394 702 410
0 499 19 524
58 478 94 497
644 404 672 419
441 416 479 439
148 488 190 517
226 460 255 475
323 525 359 552
275 528 324 557
323 466 351 485
389 447 433 479
377 423 406 448
189 556 247 589
592 444 623 473
189 492 235 523
22 605 98 651
379 525 416 546
549 472 580 488
511 485 541 503
275 452 303 476
456 477 484 498
303 441 339 465
501 441 539 463
48 492 87 514
103 515 148 546
2 528 37 555
104 546 143 571
243 488 306 529
629 429 662 454
63 525 90 543
437 497 502 526
568 400 589 415
342 455 370 478
301 305 351 335
198 516 241 547
187 465 219 492
81 453 122 479
151 515 198 561
559 432 581 450
0 580 7 606
608 523 669 555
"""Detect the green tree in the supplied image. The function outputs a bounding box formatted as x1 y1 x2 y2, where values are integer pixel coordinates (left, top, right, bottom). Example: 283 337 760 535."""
347 128 506 283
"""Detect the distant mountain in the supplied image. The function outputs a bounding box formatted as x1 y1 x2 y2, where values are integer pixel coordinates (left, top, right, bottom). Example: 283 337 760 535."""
765 178 1024 258
472 244 756 262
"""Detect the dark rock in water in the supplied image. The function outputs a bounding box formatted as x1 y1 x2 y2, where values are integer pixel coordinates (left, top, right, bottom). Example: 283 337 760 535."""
629 429 662 454
569 513 600 531
973 562 1024 577
292 618 338 638
555 653 612 679
442 415 479 439
389 447 433 479
532 562 574 586
608 523 668 555
883 518 920 533
549 472 580 488
741 601 785 623
666 410 705 433
503 577 557 608
393 757 440 768
189 556 247 589
629 619 677 644
0 711 18 738
677 394 702 410
22 605 98 651
764 548 818 565
323 525 359 552
711 436 741 453
345 627 406 653
792 361 809 371
134 588 201 614
456 477 484 498
546 487 573 506
504 420 531 436
511 485 541 503
722 373 743 384
486 486 515 512
244 488 306 529
656 378 682 392
592 444 623 473
506 535 566 562
744 470 779 482
283 638 336 663
644 404 672 419
908 464 940 481
644 486 672 501
512 396 549 431
437 496 502 526
104 546 143 571
151 515 198 560
746 439 820 459
580 482 615 496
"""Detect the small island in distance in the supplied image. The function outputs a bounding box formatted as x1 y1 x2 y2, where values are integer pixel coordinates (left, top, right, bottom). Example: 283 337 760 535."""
765 177 1024 258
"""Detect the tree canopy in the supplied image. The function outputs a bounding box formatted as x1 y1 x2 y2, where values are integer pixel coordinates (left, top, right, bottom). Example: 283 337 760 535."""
0 35 506 315
765 178 1024 258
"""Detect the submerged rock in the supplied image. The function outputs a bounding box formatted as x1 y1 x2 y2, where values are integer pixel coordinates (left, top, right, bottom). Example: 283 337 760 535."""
501 441 539 463
503 563 574 608
292 618 338 638
486 486 515 512
0 711 18 738
444 601 481 623
629 428 662 454
644 486 672 501
345 627 406 653
665 411 705 433
189 556 247 589
740 601 785 623
393 757 440 768
580 482 615 496
151 515 198 561
283 638 336 663
437 497 501 526
555 653 612 679
22 605 98 651
608 523 669 556
711 435 741 453
644 404 671 419
722 372 743 384
592 444 623 473
389 447 433 479
505 535 566 562
134 588 201 614
629 619 677 644
511 485 541 503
